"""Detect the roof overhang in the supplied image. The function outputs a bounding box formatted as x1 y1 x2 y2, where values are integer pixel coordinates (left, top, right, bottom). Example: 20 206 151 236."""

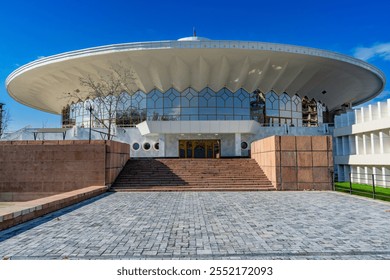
6 40 386 114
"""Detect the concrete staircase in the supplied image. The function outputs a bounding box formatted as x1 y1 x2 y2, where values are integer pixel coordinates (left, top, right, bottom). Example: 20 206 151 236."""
110 158 275 192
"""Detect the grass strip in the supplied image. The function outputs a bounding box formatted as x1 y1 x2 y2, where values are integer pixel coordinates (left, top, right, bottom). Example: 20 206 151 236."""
335 182 390 202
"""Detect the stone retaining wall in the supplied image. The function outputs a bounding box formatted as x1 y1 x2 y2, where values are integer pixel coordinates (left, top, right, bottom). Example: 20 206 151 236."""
251 136 333 190
0 140 129 201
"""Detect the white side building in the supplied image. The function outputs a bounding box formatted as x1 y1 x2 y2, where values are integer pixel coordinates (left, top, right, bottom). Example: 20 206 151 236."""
334 99 390 187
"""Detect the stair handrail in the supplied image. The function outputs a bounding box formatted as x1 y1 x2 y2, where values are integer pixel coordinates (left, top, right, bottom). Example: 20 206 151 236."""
1 125 32 140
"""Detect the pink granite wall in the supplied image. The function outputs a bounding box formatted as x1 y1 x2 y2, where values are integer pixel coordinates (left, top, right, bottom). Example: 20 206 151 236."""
105 140 130 185
0 140 129 201
251 136 333 191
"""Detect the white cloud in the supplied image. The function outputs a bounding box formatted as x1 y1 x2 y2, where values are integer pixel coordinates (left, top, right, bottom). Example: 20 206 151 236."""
37 55 46 59
354 42 390 61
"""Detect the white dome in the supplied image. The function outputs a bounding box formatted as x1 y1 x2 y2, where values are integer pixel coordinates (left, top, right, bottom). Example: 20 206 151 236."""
6 39 385 114
178 36 210 41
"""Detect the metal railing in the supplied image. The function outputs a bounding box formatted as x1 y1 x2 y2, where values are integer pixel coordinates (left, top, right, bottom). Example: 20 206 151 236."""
337 173 390 200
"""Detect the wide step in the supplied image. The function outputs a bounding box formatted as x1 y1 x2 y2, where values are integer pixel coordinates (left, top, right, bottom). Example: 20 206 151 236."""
110 158 275 192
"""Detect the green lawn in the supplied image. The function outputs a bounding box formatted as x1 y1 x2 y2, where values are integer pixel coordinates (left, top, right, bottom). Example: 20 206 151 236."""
335 182 390 202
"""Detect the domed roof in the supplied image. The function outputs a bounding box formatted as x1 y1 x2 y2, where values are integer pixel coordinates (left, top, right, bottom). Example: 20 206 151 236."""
6 39 385 114
178 36 210 41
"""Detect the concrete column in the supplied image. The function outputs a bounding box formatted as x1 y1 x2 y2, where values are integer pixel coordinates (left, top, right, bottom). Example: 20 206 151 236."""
365 166 371 184
356 166 361 184
350 166 355 183
379 131 385 154
372 132 380 155
335 137 339 156
355 109 360 124
360 108 364 123
355 135 359 155
341 137 345 156
368 105 373 121
381 167 386 187
383 129 390 153
235 133 241 157
372 166 378 186
345 136 350 155
344 165 349 182
348 135 355 155
158 134 165 157
363 134 368 155
383 167 390 187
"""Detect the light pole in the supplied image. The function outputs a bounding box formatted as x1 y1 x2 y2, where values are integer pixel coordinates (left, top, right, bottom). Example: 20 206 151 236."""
86 103 94 143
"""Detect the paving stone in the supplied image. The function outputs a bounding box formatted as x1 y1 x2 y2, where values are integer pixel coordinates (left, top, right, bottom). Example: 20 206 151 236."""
1 192 390 259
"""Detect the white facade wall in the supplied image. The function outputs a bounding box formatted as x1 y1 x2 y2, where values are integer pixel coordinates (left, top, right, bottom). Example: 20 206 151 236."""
334 99 390 187
1 122 332 158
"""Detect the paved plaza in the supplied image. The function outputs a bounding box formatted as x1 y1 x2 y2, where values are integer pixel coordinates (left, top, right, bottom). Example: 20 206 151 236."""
1 191 390 259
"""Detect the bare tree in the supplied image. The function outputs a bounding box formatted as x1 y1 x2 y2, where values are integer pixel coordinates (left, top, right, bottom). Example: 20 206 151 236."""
0 103 11 138
65 65 137 140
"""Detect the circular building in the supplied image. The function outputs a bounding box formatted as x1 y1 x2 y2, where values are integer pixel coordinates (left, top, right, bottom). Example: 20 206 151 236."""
5 37 386 158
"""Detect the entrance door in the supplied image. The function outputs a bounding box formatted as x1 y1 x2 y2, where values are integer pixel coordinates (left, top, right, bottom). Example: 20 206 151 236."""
179 140 220 158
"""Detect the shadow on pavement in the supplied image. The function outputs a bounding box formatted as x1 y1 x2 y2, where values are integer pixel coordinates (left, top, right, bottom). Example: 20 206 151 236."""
0 192 113 242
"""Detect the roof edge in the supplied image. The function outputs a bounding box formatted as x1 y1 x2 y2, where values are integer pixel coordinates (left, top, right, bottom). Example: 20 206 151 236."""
6 40 386 91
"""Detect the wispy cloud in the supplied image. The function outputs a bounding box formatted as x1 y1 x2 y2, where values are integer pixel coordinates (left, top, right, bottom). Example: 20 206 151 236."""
37 55 46 59
353 42 390 61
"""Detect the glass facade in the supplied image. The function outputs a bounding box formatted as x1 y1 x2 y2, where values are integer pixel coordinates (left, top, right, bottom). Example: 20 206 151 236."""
61 87 326 128
145 87 250 121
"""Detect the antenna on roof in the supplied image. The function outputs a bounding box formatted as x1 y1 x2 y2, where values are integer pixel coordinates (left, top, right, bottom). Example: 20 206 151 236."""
193 27 197 37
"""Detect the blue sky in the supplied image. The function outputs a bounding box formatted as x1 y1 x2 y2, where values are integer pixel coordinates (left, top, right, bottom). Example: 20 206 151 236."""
1 0 389 131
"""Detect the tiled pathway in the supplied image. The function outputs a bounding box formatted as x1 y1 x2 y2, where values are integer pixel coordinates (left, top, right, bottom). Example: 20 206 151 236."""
1 192 390 259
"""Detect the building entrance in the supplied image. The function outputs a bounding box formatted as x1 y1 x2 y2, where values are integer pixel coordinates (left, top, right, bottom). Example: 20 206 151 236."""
179 140 220 158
